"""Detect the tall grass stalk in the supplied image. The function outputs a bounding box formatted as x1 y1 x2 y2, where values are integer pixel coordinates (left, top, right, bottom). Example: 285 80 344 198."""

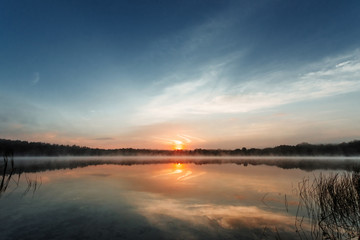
297 170 360 240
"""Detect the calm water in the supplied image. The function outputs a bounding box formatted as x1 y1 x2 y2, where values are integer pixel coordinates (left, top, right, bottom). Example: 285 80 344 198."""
0 156 359 240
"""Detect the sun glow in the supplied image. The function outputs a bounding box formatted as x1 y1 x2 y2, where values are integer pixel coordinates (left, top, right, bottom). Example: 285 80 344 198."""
172 140 184 150
156 134 201 150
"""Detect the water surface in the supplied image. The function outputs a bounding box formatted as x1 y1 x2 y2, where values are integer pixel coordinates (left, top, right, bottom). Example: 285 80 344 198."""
1 156 359 239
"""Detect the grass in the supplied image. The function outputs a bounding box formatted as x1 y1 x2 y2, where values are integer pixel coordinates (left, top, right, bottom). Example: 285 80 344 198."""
297 169 360 240
0 151 15 195
1 152 41 198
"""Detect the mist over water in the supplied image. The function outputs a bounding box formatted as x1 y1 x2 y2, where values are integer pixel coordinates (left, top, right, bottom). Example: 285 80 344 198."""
11 156 360 173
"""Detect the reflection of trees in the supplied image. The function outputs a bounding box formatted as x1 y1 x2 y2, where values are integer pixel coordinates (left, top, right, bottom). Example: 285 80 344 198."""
10 157 360 174
297 171 360 239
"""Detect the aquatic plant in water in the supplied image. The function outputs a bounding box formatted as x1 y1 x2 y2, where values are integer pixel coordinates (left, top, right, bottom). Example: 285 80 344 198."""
0 151 15 195
297 169 360 240
1 152 41 198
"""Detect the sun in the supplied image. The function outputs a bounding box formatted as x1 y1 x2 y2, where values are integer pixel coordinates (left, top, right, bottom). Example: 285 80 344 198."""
172 140 184 150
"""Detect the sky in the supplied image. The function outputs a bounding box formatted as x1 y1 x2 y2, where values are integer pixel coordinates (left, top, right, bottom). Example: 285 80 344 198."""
1 0 360 150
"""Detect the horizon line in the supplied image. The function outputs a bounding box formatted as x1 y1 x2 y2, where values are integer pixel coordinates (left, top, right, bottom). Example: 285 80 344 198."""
1 138 359 151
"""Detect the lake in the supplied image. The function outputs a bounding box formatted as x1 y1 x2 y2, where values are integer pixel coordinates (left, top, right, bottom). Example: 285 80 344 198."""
1 156 359 240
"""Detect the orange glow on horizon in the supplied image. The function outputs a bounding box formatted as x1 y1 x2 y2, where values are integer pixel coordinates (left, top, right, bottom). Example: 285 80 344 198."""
172 140 184 150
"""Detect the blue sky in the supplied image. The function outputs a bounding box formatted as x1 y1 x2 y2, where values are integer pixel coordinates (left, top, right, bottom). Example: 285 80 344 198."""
1 0 360 149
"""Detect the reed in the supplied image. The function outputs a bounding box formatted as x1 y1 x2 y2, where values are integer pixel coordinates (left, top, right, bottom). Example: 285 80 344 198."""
0 151 15 195
297 169 360 240
23 174 42 197
1 152 41 197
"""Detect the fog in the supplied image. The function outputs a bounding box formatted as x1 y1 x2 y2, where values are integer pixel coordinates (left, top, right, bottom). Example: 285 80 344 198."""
9 156 360 174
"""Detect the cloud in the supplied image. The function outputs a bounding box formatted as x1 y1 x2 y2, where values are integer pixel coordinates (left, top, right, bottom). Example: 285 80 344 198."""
134 64 226 123
91 137 114 141
136 51 360 124
32 72 40 85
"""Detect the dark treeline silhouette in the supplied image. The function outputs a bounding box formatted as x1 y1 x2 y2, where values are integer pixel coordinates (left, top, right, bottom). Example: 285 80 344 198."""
1 139 360 156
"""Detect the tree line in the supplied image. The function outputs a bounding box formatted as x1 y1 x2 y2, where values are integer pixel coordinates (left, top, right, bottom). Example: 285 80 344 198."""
0 139 359 156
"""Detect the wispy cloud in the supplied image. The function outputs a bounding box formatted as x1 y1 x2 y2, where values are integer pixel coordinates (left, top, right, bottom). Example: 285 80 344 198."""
91 137 114 141
151 133 205 148
136 51 360 124
32 72 40 85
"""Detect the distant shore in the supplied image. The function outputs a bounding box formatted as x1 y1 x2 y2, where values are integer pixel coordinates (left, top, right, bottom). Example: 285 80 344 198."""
1 139 360 157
